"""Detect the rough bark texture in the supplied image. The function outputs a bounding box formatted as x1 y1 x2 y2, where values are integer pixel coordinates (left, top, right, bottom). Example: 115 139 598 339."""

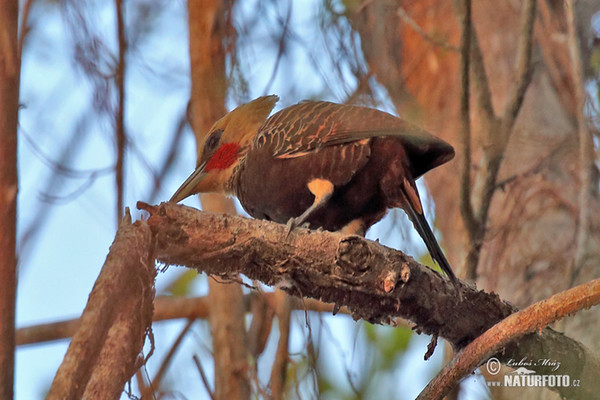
0 0 19 398
187 1 251 399
139 201 600 396
187 0 228 137
47 214 155 400
349 2 600 398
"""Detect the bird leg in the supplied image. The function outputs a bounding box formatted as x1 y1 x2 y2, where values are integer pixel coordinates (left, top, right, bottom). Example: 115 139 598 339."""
286 178 334 234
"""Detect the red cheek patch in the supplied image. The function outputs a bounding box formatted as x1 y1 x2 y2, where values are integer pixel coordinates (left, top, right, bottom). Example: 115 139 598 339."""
205 143 240 171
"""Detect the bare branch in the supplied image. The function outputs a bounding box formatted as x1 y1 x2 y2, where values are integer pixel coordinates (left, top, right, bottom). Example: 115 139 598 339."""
114 0 126 223
417 278 600 400
193 355 215 400
453 0 499 280
140 202 505 345
247 289 276 359
565 0 595 284
0 0 19 396
397 7 458 53
501 0 537 137
47 211 155 400
145 111 188 203
458 0 478 254
262 0 292 94
469 28 497 133
139 202 600 399
17 0 34 62
269 292 292 400
16 293 351 346
460 0 538 280
143 319 195 398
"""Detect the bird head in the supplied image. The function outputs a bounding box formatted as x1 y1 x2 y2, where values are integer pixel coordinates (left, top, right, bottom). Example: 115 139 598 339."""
170 95 279 203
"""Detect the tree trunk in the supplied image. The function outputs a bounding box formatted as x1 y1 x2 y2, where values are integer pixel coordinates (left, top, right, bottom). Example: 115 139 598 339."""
0 0 19 398
349 1 600 398
187 1 250 399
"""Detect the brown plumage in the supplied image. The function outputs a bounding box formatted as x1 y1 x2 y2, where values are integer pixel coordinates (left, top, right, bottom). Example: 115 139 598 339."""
171 96 456 281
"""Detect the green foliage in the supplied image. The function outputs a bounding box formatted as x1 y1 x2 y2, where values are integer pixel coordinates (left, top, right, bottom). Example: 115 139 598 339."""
364 324 412 371
162 269 199 296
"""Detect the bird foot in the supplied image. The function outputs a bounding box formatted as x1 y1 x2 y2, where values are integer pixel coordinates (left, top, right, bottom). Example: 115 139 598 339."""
285 217 310 237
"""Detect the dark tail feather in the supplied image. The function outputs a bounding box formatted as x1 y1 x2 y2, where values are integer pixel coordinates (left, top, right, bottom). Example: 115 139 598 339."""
402 196 457 282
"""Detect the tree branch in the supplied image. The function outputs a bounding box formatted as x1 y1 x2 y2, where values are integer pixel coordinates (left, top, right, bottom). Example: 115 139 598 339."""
139 202 600 398
565 0 595 285
47 211 155 400
16 293 351 346
501 0 537 136
456 0 538 280
468 25 497 134
114 0 126 223
269 291 292 400
458 0 478 259
417 278 600 400
138 202 600 400
397 6 458 53
0 0 19 397
454 0 499 280
140 201 505 346
143 319 195 398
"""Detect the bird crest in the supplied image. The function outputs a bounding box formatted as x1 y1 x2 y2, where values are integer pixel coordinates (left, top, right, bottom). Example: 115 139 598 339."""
200 95 279 159
170 95 279 199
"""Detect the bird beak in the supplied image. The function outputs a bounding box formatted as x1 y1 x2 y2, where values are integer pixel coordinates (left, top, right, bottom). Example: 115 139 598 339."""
169 161 207 203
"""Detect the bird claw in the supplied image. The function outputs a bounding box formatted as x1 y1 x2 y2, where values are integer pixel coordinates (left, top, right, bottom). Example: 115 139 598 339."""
332 302 341 315
286 217 310 237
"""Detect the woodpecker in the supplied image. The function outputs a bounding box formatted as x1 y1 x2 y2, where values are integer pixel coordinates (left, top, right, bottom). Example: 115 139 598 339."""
171 96 456 281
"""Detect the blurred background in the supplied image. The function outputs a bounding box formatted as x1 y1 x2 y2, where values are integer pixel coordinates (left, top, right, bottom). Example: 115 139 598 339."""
14 0 600 399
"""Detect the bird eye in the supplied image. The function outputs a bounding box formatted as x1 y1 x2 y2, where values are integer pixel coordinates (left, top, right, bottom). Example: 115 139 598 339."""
205 129 223 152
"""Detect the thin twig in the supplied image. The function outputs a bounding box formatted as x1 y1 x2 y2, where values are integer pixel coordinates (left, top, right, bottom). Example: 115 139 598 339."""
16 294 350 346
416 278 600 400
114 0 126 223
134 370 147 399
397 7 459 52
270 292 292 400
144 319 195 397
501 0 537 138
454 0 495 280
193 354 215 400
457 0 538 280
263 0 292 95
17 0 35 64
458 0 478 248
146 112 188 203
565 0 594 285
18 114 91 262
475 0 537 225
469 28 497 134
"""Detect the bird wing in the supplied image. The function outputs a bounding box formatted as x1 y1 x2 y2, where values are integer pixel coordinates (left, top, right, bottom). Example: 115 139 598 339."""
255 101 454 178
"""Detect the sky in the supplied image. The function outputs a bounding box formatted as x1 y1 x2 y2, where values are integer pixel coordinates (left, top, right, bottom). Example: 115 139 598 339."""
15 0 487 398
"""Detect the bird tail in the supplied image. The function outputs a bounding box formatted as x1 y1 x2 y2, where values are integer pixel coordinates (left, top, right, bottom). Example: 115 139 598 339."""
399 179 457 282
